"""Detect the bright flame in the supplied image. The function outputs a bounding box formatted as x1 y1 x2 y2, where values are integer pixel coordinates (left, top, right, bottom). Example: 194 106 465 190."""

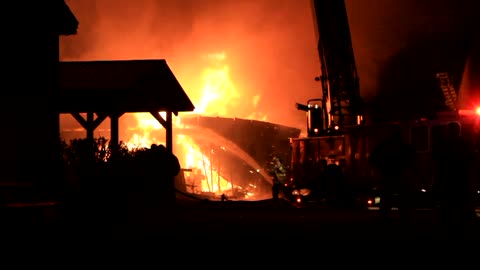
126 52 261 198
125 112 166 149
177 134 233 194
194 52 239 115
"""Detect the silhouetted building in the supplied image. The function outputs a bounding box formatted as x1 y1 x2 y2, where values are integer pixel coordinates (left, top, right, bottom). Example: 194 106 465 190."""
1 1 78 189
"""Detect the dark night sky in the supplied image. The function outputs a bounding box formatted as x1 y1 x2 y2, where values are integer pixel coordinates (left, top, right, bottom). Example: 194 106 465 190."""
346 0 477 120
61 0 477 131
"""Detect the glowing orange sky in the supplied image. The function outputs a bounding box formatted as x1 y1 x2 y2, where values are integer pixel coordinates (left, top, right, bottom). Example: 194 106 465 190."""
60 0 476 136
60 0 322 132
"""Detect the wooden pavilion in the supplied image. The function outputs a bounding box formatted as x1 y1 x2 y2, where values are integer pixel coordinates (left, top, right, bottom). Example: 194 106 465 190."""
59 59 195 152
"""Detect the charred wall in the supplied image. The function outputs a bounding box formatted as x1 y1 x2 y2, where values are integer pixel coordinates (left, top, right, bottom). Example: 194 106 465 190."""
181 116 301 169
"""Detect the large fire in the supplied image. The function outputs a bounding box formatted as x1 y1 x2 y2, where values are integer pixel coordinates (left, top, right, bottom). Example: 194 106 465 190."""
59 0 322 200
124 52 266 199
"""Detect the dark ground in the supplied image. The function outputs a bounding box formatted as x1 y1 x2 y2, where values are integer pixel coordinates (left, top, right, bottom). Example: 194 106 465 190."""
1 186 479 265
2 196 479 246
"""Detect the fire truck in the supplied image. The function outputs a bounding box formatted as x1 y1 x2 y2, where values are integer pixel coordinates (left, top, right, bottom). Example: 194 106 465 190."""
287 0 480 207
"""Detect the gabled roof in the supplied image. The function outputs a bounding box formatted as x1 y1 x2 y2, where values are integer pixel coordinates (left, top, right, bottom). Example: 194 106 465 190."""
59 59 195 114
59 0 79 35
9 0 77 35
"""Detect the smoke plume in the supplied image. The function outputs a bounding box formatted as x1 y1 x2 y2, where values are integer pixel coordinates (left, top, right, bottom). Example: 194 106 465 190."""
61 0 476 133
61 0 321 134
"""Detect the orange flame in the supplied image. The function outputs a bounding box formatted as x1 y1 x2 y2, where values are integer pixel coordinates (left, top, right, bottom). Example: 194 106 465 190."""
127 52 261 198
194 52 239 115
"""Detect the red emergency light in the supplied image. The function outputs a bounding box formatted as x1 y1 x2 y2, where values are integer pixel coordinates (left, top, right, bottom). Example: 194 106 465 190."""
459 107 480 117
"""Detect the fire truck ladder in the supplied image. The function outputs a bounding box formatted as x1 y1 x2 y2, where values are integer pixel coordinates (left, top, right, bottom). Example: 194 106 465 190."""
436 72 458 111
312 0 364 131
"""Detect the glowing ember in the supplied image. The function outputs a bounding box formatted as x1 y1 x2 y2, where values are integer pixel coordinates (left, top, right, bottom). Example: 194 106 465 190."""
176 134 233 194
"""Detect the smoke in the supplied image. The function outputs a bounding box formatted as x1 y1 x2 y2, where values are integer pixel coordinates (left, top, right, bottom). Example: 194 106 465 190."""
345 0 476 121
61 0 476 133
345 0 475 99
61 0 321 132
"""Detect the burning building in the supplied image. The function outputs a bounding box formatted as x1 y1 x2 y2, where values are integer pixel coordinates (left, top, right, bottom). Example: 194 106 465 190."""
58 0 476 200
58 59 300 200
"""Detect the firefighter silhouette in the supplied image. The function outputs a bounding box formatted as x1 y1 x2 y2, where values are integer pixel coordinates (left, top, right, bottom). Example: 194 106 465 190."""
143 144 181 206
270 156 287 200
432 122 476 233
321 158 348 206
370 125 415 219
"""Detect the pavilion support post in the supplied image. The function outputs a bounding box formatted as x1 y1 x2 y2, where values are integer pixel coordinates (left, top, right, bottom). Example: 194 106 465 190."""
166 111 173 153
107 112 124 158
165 110 176 205
70 112 107 141
109 112 120 147
149 110 174 152
149 110 177 205
86 112 94 141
